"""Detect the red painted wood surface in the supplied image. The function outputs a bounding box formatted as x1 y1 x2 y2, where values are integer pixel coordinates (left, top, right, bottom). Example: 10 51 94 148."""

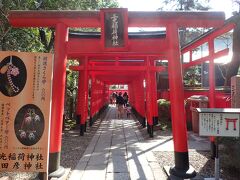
9 11 225 28
167 24 188 152
50 23 68 153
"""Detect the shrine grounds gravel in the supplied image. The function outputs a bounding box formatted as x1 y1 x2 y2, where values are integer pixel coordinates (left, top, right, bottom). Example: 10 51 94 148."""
138 124 240 180
60 117 103 169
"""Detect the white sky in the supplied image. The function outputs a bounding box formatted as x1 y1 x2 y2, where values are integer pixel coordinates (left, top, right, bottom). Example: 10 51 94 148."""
118 0 236 19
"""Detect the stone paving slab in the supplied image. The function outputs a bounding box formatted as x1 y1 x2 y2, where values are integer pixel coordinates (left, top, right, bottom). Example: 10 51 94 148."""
107 156 129 173
87 153 110 165
69 161 87 180
110 148 127 156
106 172 130 180
81 165 106 180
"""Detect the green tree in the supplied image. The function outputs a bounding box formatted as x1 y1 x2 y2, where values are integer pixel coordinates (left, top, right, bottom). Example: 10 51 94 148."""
224 14 240 86
0 0 119 122
0 0 119 52
161 0 210 11
65 60 79 119
159 0 210 46
183 65 201 86
157 0 210 88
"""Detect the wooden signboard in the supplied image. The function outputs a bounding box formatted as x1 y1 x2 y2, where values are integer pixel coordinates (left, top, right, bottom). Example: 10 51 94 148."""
101 8 128 51
197 108 240 137
0 51 53 173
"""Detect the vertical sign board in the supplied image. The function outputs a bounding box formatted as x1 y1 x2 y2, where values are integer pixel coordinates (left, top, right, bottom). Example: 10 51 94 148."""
101 8 128 51
231 75 240 108
0 51 53 173
197 108 240 137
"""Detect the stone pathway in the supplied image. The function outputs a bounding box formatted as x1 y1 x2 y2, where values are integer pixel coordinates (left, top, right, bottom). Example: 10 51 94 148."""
68 107 163 180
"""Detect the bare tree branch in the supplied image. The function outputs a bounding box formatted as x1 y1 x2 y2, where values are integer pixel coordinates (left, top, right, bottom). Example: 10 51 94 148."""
0 26 11 39
47 29 55 52
224 15 240 86
0 7 9 22
39 27 48 49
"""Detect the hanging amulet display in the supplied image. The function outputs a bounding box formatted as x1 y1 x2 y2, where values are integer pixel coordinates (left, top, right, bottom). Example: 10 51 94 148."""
18 108 41 141
6 56 20 93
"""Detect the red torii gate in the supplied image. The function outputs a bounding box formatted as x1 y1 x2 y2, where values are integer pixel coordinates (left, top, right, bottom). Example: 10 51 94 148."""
181 22 235 157
70 56 164 136
9 9 225 179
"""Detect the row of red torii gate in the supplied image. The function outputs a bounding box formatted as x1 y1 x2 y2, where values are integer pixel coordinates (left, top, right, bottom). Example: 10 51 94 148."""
9 8 234 179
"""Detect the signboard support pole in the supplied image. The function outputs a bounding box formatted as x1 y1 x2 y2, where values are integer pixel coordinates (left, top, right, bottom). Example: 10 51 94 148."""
214 138 220 180
211 140 216 159
205 138 221 180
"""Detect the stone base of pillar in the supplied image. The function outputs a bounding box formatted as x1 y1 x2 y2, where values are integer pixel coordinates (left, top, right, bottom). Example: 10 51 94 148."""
62 114 66 131
89 116 93 127
147 123 150 134
142 118 146 128
149 125 154 138
84 122 87 132
169 152 196 178
164 165 197 179
48 166 65 179
169 166 196 179
76 114 81 124
153 116 158 125
80 124 84 136
49 152 65 178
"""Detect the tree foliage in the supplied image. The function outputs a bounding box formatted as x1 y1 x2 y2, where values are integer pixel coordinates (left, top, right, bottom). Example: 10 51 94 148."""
224 14 240 86
160 0 210 11
65 60 79 119
0 0 119 52
159 0 210 46
0 0 119 121
183 65 201 86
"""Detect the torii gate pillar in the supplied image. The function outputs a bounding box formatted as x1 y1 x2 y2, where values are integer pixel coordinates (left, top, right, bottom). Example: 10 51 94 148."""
76 59 89 136
146 57 154 137
167 24 196 178
151 65 158 125
49 23 68 177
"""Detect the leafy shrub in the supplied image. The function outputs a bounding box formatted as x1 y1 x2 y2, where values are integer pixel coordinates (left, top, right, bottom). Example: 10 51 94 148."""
157 99 171 129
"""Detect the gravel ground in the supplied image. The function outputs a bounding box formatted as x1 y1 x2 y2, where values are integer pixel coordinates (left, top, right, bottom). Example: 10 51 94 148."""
137 122 240 180
60 117 103 169
0 172 39 180
153 146 240 180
